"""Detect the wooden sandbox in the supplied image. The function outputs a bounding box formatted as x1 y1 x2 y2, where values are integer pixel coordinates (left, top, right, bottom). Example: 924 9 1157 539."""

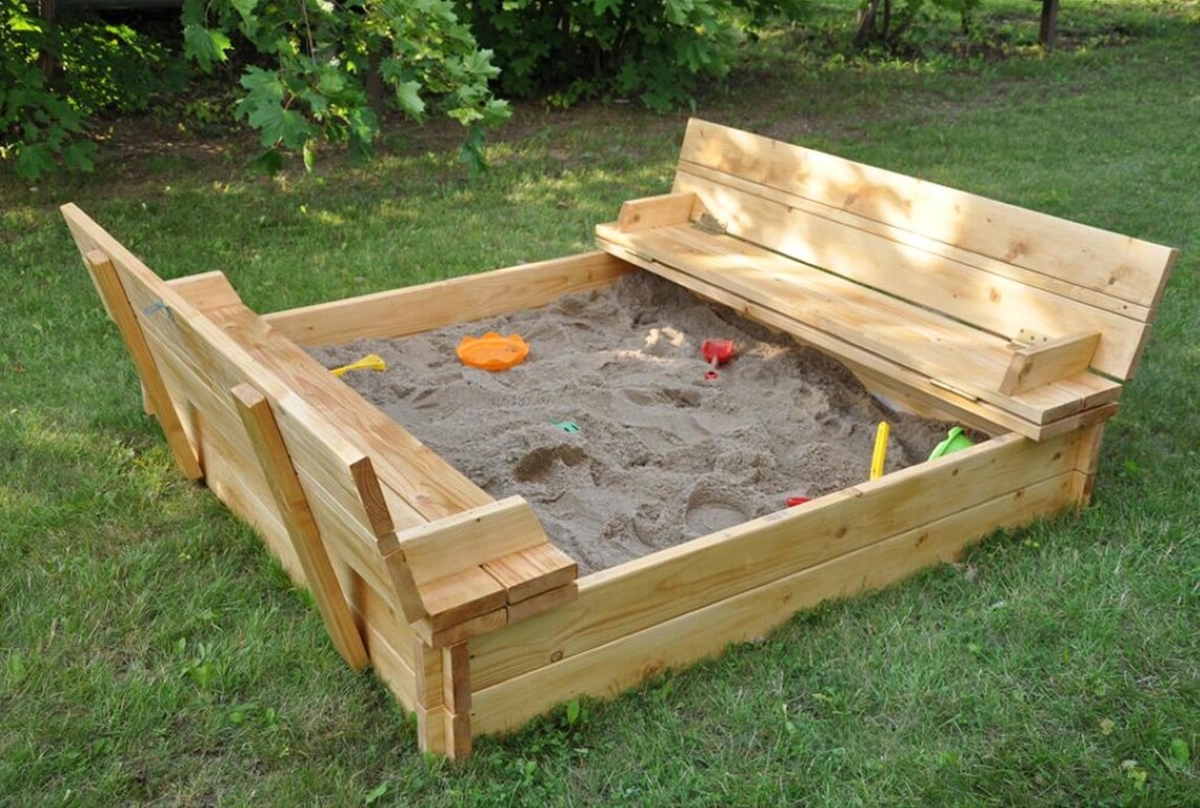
63 119 1177 758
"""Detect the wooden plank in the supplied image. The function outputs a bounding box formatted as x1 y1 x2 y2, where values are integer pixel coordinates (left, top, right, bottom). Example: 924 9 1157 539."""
421 567 508 631
442 643 471 713
442 709 473 759
206 300 493 524
483 543 578 604
470 473 1077 737
597 230 1121 433
82 251 202 481
360 616 420 714
673 164 1154 325
1070 422 1107 507
141 315 403 599
507 582 578 625
669 171 1153 381
65 207 420 620
397 496 553 585
1000 332 1101 395
261 251 633 346
675 119 1178 314
167 270 243 312
414 608 508 649
470 430 1081 690
613 192 698 232
232 383 370 671
383 547 429 626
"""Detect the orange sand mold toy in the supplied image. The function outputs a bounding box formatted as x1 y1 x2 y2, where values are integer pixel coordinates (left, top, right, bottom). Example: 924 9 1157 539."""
457 332 530 371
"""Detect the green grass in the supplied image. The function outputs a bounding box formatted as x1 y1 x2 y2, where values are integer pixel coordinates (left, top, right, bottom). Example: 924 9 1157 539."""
3 1 1198 804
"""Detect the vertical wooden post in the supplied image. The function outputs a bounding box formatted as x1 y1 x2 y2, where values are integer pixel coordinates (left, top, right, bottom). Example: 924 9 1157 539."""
414 640 447 755
231 383 370 671
441 642 473 759
84 250 203 481
1072 422 1107 507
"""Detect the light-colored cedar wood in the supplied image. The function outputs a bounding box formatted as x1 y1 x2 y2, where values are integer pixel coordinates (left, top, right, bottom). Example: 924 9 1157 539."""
204 298 492 524
168 270 244 311
507 582 579 625
675 119 1178 316
999 332 1102 395
613 192 699 232
596 218 1122 423
469 430 1079 690
597 237 1116 439
65 208 415 615
1070 422 1108 507
670 170 1155 382
359 615 420 712
383 548 429 626
232 382 370 671
470 474 1076 737
421 567 508 631
350 569 421 673
414 608 508 649
414 636 445 710
396 496 553 585
149 312 400 599
442 710 473 760
65 206 480 537
677 163 1157 325
261 250 632 346
83 250 203 480
442 643 472 713
483 543 578 604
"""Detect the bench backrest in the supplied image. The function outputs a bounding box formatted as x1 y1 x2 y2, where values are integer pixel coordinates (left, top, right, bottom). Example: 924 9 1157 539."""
671 119 1178 381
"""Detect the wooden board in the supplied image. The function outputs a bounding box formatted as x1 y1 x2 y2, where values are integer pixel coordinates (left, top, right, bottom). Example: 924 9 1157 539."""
676 118 1178 319
469 429 1084 691
262 251 632 346
597 221 1121 426
470 472 1078 737
232 382 370 671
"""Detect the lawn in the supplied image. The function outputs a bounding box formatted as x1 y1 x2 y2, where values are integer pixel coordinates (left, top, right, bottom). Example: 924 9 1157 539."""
2 0 1198 804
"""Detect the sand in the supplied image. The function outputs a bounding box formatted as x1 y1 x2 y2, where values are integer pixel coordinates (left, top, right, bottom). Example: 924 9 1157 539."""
309 272 958 575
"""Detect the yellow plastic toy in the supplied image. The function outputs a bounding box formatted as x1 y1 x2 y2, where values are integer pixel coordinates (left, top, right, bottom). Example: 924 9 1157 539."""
330 353 387 377
870 421 890 481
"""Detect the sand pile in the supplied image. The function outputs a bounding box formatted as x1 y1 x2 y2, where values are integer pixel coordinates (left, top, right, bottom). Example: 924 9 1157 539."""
310 272 955 574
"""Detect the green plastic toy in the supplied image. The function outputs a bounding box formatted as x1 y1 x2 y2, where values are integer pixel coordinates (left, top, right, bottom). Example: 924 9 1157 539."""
929 426 974 460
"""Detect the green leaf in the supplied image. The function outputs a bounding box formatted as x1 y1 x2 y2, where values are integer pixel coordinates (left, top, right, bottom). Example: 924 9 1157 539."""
229 0 259 23
183 24 232 72
246 104 314 150
394 80 425 117
12 143 56 182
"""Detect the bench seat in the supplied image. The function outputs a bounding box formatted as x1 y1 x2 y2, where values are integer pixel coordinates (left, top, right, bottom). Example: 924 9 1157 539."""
598 217 1119 438
595 120 1177 440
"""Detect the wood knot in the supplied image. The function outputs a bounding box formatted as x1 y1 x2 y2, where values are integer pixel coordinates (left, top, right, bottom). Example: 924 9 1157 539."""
550 650 563 663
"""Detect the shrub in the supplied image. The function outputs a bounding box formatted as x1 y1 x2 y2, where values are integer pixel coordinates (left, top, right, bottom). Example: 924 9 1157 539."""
458 0 806 110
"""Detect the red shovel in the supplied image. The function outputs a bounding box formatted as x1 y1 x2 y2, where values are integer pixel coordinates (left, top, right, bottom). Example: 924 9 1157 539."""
701 339 735 379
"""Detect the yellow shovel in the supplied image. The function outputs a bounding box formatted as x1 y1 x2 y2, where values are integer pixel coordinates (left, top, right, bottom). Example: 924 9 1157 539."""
330 353 387 378
870 421 890 481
